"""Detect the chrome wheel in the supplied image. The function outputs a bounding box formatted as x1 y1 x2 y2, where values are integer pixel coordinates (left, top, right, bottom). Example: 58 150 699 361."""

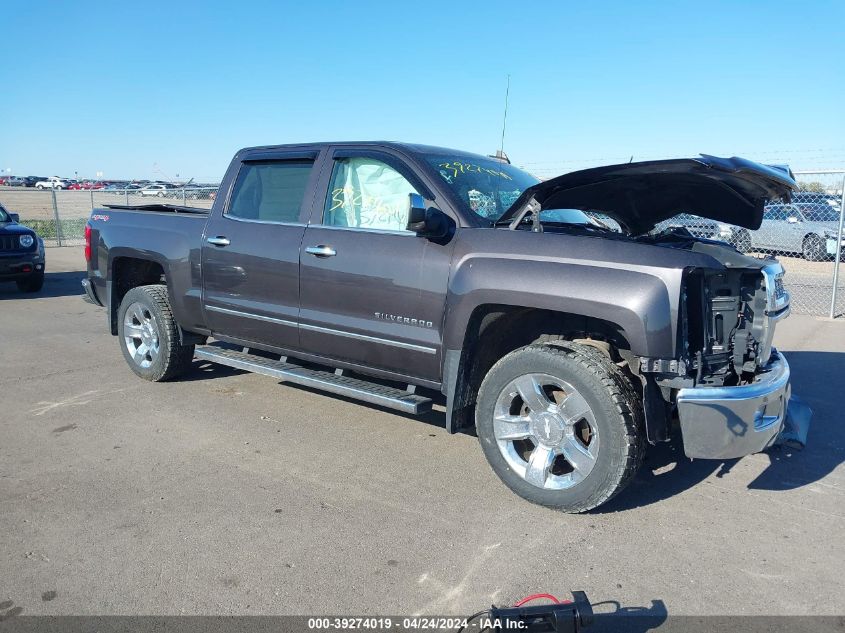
493 373 599 490
123 301 161 369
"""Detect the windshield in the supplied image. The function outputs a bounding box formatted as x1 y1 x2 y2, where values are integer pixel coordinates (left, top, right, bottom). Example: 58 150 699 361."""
423 154 540 222
424 154 601 227
800 204 841 222
0 205 9 222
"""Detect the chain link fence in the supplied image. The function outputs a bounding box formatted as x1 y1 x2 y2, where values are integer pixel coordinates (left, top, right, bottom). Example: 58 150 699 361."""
0 186 218 247
2 171 843 318
643 170 844 318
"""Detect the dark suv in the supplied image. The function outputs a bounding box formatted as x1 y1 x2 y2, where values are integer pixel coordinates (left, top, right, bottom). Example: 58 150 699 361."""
0 204 45 292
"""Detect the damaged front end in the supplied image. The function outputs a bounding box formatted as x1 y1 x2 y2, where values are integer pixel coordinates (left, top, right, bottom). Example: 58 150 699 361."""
504 153 810 460
643 257 810 459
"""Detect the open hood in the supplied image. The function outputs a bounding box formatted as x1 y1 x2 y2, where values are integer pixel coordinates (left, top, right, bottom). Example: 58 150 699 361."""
502 155 797 235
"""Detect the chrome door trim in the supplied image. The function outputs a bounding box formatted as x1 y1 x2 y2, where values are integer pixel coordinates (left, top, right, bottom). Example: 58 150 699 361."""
205 306 437 355
299 322 436 354
310 224 416 237
205 305 297 328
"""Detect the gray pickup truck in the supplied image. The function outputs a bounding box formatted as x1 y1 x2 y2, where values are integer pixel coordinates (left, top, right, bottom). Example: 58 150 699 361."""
83 142 810 512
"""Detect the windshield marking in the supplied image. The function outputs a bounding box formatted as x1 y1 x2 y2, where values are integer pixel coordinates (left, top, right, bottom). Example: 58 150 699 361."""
438 161 514 181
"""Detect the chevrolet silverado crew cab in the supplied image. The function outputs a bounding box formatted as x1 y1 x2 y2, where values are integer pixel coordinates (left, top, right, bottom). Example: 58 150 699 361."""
83 142 810 512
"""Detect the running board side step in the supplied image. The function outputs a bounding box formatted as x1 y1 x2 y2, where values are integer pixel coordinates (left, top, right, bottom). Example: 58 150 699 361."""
195 346 432 415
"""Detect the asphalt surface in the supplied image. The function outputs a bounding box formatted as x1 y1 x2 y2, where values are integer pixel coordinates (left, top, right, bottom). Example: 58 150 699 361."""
1 247 844 618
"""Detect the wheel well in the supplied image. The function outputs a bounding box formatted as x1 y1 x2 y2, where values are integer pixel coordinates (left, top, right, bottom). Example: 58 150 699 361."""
109 257 165 334
446 305 632 431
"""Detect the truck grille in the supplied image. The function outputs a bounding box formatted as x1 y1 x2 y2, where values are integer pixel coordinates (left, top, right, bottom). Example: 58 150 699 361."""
0 235 19 251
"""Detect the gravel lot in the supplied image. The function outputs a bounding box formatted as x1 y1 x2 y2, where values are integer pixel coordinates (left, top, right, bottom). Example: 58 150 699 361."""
1 247 843 618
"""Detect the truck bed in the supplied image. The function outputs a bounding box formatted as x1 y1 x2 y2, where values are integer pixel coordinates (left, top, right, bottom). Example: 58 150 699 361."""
103 203 210 214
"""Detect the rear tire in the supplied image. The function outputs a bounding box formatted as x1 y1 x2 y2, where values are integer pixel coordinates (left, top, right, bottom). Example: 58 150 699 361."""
117 284 194 381
475 342 645 513
16 270 44 293
802 234 825 261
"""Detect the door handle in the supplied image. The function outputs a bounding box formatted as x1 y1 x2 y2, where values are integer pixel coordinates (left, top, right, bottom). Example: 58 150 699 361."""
305 245 337 257
207 236 230 247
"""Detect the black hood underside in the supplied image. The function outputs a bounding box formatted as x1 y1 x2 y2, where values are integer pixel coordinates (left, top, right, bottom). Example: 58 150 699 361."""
504 155 797 235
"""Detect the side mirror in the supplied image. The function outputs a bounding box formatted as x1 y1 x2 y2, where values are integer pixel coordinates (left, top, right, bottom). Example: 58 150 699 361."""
406 193 448 238
787 216 799 224
10 213 19 223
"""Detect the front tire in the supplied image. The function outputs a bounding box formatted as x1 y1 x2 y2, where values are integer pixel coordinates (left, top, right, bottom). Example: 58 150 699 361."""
117 284 194 381
802 234 826 261
476 343 645 513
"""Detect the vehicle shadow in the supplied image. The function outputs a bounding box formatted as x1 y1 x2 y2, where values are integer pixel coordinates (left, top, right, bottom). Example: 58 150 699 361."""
600 350 844 513
179 346 843 510
0 270 86 299
179 360 246 382
258 379 450 430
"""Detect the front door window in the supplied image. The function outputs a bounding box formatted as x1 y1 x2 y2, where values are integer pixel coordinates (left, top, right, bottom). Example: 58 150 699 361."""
324 158 418 232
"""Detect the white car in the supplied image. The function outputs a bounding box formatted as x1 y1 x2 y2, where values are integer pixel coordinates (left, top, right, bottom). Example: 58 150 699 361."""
139 183 176 197
34 176 71 190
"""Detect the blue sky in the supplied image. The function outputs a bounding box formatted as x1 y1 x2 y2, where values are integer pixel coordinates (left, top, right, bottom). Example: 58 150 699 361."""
2 1 843 181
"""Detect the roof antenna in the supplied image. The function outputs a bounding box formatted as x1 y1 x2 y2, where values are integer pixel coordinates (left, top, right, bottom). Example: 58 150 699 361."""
498 74 510 162
629 155 634 163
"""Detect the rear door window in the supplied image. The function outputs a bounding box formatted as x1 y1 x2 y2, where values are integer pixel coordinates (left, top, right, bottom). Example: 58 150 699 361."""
227 160 314 223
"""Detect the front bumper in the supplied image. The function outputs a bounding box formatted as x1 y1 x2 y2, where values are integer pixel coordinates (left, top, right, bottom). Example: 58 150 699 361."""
0 252 43 280
677 350 807 459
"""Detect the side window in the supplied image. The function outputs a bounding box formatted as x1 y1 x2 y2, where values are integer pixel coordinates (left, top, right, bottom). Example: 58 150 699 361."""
324 157 418 232
227 160 313 223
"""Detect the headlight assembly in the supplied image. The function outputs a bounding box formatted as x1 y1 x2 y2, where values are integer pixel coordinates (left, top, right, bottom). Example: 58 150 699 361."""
19 234 34 248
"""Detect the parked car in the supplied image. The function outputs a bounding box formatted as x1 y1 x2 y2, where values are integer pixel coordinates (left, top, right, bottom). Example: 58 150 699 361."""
35 176 71 189
652 215 730 241
730 202 843 260
139 183 177 197
791 192 840 208
69 180 107 190
1 176 26 187
0 203 45 292
83 145 806 513
178 185 217 200
23 176 44 188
